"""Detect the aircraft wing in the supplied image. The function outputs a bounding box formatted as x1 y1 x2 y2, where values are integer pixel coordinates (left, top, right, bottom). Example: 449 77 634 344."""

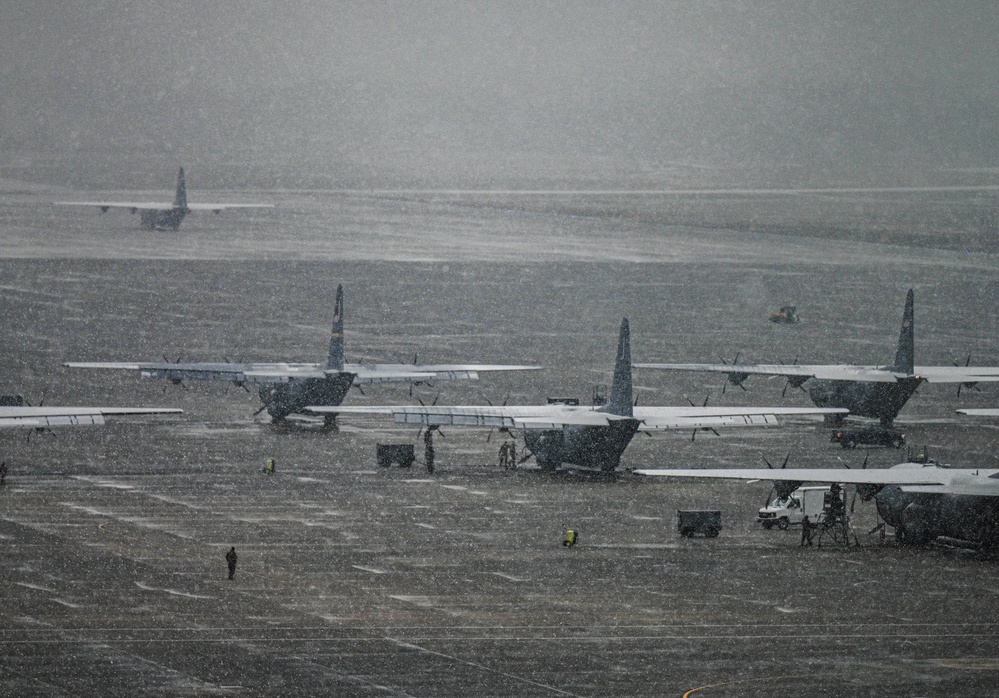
67 360 538 386
66 360 287 384
636 362 999 384
633 406 847 431
0 406 181 428
913 367 999 383
346 363 541 385
305 404 626 429
634 466 949 487
55 201 273 211
635 362 914 383
185 203 274 211
55 201 175 210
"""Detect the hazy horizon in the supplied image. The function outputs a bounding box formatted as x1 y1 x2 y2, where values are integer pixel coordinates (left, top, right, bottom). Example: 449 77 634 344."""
4 2 999 189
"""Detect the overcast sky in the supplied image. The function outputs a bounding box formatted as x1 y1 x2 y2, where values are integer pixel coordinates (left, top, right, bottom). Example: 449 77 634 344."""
3 1 998 187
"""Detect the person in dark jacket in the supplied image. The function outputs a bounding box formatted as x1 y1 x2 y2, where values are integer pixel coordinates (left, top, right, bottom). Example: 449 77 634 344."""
800 516 815 547
226 547 238 579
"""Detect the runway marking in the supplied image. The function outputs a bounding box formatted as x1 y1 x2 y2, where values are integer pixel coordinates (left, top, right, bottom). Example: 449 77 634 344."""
71 477 135 490
929 658 999 670
332 185 999 195
384 637 582 697
415 523 436 529
440 485 468 491
352 565 388 574
3 631 998 645
388 595 434 607
51 598 83 608
402 479 435 484
490 572 529 582
61 503 113 517
683 672 821 697
134 582 214 600
15 582 55 593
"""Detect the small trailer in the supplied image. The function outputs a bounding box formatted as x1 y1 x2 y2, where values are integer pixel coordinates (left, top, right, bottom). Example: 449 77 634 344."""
376 443 416 468
677 510 722 538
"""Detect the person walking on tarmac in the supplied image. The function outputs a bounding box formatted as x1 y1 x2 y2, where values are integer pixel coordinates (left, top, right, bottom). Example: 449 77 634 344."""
225 547 238 579
800 515 815 547
508 440 517 469
563 528 577 547
499 441 509 469
424 428 436 473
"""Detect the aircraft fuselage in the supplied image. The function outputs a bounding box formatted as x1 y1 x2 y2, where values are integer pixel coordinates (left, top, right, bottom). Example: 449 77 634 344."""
259 374 355 421
139 207 189 231
524 419 641 472
808 377 922 426
876 485 999 546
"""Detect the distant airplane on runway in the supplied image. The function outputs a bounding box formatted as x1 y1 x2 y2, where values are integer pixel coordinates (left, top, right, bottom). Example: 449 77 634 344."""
635 290 999 427
637 459 999 548
66 285 541 425
306 318 845 472
55 167 273 231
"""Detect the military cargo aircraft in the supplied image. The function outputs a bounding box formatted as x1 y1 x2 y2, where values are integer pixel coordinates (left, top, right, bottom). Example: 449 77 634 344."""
635 289 999 426
66 285 540 425
55 167 273 231
637 459 999 547
306 318 846 472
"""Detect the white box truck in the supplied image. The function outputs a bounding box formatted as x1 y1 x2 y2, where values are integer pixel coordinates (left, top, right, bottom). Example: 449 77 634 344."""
757 485 843 530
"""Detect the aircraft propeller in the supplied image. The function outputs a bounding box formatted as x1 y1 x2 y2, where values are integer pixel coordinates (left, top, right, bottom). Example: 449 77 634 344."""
483 395 509 443
222 352 250 393
841 452 874 512
720 353 748 393
761 452 799 505
415 393 442 440
777 356 808 397
23 392 56 441
162 355 189 390
685 394 719 440
953 356 981 397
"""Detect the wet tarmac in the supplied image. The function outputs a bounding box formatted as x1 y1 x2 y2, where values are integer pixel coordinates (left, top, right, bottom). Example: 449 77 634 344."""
2 183 999 695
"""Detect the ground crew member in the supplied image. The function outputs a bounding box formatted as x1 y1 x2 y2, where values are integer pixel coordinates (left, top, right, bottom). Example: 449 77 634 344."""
563 528 577 547
508 441 517 469
499 442 509 469
424 429 435 473
225 547 238 579
264 458 275 474
800 515 814 547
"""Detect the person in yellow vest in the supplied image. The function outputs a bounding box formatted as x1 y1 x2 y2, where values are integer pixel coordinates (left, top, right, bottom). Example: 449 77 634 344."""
563 528 577 547
264 457 275 474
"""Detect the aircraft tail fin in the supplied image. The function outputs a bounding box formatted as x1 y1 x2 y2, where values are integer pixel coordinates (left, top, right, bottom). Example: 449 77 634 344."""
602 318 634 417
891 289 915 374
173 167 188 209
326 284 345 371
